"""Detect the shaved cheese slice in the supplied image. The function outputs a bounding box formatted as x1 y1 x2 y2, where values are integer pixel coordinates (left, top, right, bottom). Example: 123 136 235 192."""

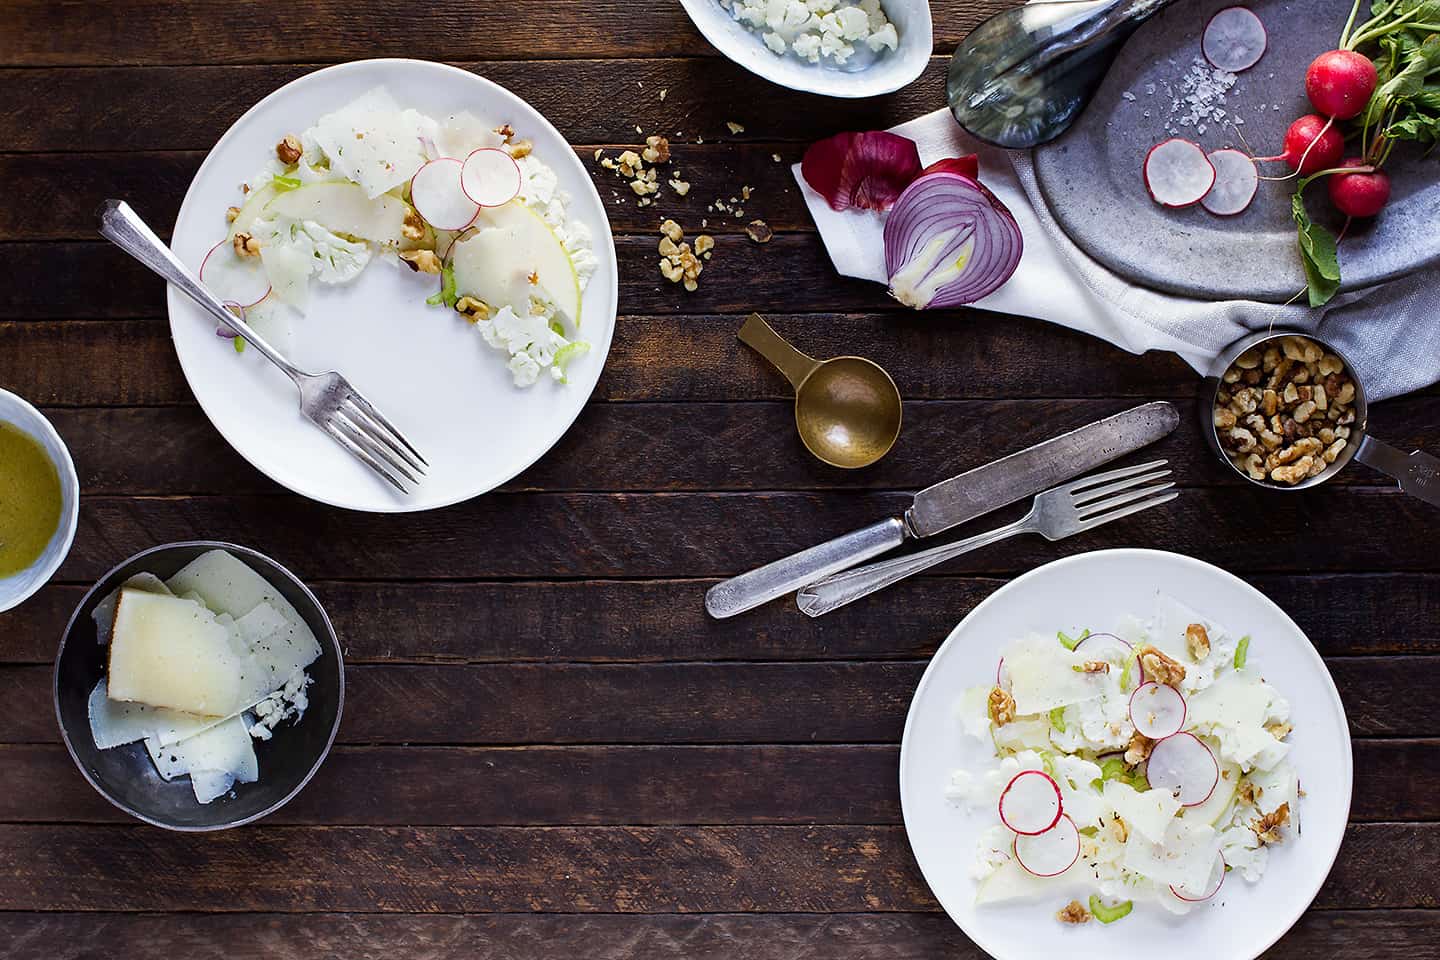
1122 816 1221 892
107 590 248 716
1153 595 1231 665
1104 780 1183 844
436 111 505 160
1188 672 1290 770
308 87 432 197
92 572 172 644
88 679 225 749
144 716 258 804
1004 634 1108 715
1053 755 1106 828
975 857 1053 905
167 551 318 648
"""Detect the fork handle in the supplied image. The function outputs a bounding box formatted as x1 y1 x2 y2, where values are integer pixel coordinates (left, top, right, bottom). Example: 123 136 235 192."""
97 200 301 380
796 514 1036 617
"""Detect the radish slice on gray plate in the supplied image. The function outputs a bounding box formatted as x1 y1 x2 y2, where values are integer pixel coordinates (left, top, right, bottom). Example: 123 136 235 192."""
1170 853 1227 902
1129 681 1187 739
461 147 523 207
1146 732 1219 806
1201 148 1259 216
1202 6 1267 73
1144 139 1216 208
411 157 481 230
1013 814 1080 877
998 769 1063 835
199 238 271 308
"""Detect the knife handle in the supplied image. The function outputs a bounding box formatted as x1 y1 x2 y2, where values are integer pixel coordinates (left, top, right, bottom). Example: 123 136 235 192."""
704 519 908 619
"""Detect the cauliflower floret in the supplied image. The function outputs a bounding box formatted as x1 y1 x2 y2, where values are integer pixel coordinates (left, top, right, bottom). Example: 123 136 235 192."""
867 22 899 51
763 31 788 54
1219 824 1268 881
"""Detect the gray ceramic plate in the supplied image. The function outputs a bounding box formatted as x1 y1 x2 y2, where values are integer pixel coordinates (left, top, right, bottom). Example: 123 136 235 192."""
1032 0 1437 301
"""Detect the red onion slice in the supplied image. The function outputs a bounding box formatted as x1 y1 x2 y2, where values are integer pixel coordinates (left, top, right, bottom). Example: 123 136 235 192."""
883 171 1023 309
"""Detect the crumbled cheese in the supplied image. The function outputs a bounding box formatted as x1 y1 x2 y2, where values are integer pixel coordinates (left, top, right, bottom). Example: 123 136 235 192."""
720 0 899 66
248 670 312 741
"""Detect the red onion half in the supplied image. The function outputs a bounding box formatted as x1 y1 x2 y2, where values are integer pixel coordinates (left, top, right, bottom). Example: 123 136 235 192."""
883 171 1023 309
801 130 923 212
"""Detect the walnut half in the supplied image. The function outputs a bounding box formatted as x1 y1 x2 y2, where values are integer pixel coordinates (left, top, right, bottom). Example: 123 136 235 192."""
987 686 1016 726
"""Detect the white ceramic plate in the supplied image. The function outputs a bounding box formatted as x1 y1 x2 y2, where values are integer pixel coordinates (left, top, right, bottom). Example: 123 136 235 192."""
677 0 932 98
900 549 1352 960
168 60 618 512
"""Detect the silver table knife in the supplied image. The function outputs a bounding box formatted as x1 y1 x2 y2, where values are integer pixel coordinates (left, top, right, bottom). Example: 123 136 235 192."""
703 400 1179 618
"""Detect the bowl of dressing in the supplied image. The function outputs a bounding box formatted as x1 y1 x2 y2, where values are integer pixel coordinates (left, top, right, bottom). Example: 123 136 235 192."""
0 388 80 613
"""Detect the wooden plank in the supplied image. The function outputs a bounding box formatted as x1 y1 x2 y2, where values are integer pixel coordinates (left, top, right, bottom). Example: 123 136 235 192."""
0 59 949 152
0 313 1196 403
3 910 1439 960
6 572 1440 666
0 2 1005 66
0 822 1431 912
4 658 1436 745
1 740 1433 826
38 490 1440 583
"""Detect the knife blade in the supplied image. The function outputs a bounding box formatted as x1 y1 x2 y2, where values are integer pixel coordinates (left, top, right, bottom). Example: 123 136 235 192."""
703 401 1179 619
905 400 1180 537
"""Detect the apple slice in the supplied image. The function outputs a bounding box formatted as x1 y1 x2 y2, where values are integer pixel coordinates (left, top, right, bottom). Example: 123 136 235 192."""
261 181 409 244
452 201 581 325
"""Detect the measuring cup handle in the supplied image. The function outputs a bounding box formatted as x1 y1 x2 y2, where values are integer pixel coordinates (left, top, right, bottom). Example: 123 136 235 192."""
738 313 820 390
1353 435 1440 508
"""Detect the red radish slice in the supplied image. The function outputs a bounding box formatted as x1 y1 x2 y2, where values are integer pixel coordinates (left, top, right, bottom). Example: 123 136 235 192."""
996 657 1009 688
1146 732 1219 806
411 158 481 230
199 238 270 308
1170 853 1227 902
461 148 523 207
1073 632 1132 662
1144 139 1216 208
1201 149 1259 215
1013 814 1081 877
998 770 1064 835
1202 6 1267 73
1129 682 1187 740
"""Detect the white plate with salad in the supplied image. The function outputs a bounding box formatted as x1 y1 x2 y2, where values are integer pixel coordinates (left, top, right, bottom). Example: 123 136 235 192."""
167 59 618 512
900 548 1351 960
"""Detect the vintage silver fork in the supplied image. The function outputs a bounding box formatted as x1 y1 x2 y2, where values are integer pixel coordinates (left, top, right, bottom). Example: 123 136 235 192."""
796 459 1177 617
98 200 427 494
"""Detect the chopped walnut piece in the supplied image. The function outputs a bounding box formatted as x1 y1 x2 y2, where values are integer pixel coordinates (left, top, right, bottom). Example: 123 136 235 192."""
693 234 714 257
668 178 692 196
1135 644 1186 687
276 134 303 165
503 138 533 159
1057 900 1091 924
660 219 683 243
987 686 1017 726
454 296 489 322
225 206 241 223
1080 659 1110 674
493 123 515 140
1185 623 1211 661
1237 779 1260 806
746 219 774 244
1108 815 1129 843
726 120 745 134
399 249 442 274
642 135 671 164
402 207 426 241
1265 721 1292 740
1251 801 1291 845
232 232 261 257
1124 731 1155 766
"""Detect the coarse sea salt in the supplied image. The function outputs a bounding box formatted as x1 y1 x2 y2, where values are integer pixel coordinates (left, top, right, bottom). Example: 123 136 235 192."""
1156 57 1238 137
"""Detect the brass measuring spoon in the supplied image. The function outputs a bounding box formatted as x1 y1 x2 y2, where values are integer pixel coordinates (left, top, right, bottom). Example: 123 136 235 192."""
738 313 902 469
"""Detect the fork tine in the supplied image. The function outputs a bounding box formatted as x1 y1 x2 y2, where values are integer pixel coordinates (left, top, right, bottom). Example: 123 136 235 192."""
1079 481 1176 518
1061 459 1169 494
340 398 427 474
1079 489 1179 529
343 391 429 467
320 419 410 494
1072 469 1172 506
332 411 420 485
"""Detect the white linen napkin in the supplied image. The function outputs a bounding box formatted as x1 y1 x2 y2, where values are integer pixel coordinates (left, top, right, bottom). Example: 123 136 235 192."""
794 108 1440 400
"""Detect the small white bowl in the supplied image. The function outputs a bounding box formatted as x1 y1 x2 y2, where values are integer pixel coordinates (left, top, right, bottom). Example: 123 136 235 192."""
0 389 80 613
678 0 933 99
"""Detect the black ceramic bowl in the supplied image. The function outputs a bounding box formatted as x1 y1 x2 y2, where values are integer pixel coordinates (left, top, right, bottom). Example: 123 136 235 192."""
54 541 343 830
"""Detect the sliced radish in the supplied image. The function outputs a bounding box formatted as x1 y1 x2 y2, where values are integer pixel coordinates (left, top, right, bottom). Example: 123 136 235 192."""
1144 139 1216 208
1170 853 1227 902
411 158 481 230
1146 732 1220 806
461 148 523 207
1129 681 1187 740
199 238 270 308
1203 6 1267 73
1013 814 1081 877
1073 632 1132 663
996 657 1009 688
1201 148 1259 216
998 769 1063 835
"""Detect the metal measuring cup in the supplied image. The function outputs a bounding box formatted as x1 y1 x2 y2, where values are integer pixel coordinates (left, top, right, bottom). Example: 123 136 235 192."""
1202 330 1440 506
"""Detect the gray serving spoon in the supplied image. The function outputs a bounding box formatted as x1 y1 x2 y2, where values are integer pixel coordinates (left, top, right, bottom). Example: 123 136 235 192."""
947 0 1178 149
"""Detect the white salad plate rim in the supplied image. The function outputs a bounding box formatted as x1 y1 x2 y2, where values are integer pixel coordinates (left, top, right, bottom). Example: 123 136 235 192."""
677 0 932 99
167 58 619 513
899 548 1353 960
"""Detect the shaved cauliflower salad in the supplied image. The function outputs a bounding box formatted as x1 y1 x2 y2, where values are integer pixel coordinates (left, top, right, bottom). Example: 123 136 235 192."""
947 595 1300 926
203 86 597 388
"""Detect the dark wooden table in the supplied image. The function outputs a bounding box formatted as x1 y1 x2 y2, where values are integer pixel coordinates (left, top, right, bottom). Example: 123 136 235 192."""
1 2 1436 957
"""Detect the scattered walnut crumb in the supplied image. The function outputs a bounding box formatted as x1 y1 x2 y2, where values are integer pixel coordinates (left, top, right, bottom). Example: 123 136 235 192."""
399 249 442 274
642 135 670 164
1237 779 1260 806
1251 802 1290 845
987 686 1016 726
726 120 745 134
494 123 515 140
402 207 426 241
1124 731 1154 766
1080 660 1110 674
503 138 533 159
746 219 773 244
1135 644 1186 687
693 234 714 257
276 134 303 165
455 296 489 323
659 87 668 101
656 221 710 292
772 152 783 163
1265 721 1292 740
232 232 261 257
225 206 241 223
1108 815 1129 843
1057 900 1091 924
668 178 691 196
593 148 604 161
1185 623 1211 661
